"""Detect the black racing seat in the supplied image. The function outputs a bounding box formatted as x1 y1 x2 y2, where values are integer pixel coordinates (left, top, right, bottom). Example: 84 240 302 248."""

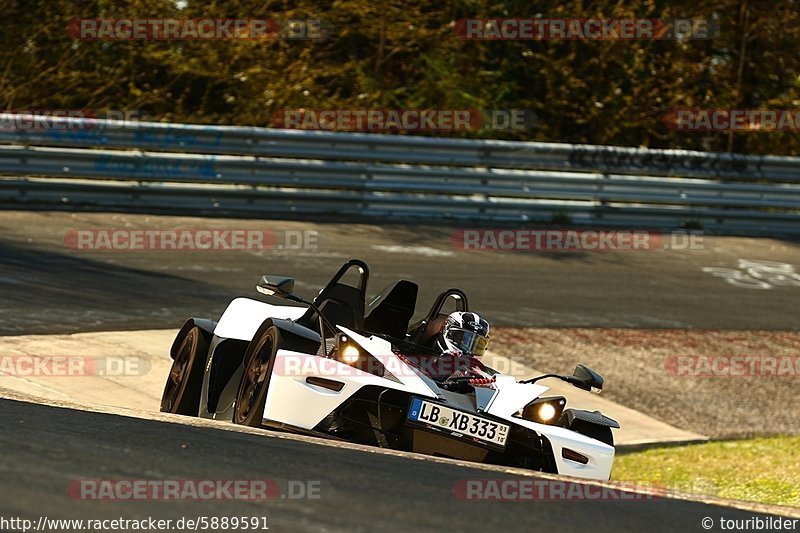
414 314 448 348
299 283 365 332
296 260 369 334
364 280 419 339
409 288 469 348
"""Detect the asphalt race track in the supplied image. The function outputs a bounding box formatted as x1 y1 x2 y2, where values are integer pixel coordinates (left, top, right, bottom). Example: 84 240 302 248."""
1 211 799 334
0 398 792 532
2 210 800 533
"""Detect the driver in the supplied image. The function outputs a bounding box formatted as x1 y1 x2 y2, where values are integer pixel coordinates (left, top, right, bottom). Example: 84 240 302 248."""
436 311 493 381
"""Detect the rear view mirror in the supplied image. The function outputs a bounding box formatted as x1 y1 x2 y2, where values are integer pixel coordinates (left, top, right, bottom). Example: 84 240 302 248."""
256 275 295 298
521 364 605 391
570 364 604 391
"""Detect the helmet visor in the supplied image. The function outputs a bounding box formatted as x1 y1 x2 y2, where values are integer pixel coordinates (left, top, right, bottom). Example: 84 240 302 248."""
446 328 490 356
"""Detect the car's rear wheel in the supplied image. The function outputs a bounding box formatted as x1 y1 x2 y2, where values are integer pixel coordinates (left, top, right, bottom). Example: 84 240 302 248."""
234 325 280 427
160 326 209 415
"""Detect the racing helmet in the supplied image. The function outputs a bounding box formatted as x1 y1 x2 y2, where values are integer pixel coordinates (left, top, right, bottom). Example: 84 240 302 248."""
438 311 490 356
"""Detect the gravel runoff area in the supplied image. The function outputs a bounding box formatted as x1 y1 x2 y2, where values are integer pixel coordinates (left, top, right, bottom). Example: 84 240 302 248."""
490 328 800 440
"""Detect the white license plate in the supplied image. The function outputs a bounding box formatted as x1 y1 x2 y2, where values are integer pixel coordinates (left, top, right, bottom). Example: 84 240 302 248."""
407 398 509 450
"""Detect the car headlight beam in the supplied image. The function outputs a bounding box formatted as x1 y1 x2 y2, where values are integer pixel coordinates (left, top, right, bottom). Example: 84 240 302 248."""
340 345 360 365
537 402 557 422
330 333 400 383
519 397 566 425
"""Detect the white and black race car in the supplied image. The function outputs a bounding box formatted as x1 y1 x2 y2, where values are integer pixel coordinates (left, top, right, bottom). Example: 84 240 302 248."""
161 259 619 480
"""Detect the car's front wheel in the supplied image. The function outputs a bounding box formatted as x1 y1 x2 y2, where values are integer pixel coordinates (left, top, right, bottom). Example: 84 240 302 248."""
160 326 209 415
234 324 281 427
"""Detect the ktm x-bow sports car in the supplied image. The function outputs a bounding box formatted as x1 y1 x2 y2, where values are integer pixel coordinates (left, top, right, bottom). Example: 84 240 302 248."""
160 259 620 480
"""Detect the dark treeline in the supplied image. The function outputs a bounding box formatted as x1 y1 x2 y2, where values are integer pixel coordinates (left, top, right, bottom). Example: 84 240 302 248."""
1 0 798 154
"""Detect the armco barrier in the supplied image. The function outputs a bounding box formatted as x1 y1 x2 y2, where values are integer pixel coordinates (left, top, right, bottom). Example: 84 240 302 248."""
0 114 798 234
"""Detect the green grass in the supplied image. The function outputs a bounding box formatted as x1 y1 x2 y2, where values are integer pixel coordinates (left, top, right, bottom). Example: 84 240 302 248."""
612 436 800 507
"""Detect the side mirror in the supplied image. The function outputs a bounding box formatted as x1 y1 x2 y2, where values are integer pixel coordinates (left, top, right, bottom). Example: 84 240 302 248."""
256 275 295 298
569 364 604 391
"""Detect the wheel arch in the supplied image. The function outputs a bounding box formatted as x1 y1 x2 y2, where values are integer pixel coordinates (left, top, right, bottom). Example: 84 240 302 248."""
170 318 217 360
206 317 322 419
267 317 322 354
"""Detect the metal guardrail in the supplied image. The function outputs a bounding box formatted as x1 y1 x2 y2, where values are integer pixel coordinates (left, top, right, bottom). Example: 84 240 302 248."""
1 114 799 234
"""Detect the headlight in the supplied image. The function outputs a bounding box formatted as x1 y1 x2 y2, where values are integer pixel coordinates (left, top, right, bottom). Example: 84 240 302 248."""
340 345 360 365
537 402 557 422
518 397 566 425
330 333 400 383
334 334 363 366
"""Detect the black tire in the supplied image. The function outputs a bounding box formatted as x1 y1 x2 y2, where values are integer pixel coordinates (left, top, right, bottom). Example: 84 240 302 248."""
234 325 281 427
160 326 209 415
